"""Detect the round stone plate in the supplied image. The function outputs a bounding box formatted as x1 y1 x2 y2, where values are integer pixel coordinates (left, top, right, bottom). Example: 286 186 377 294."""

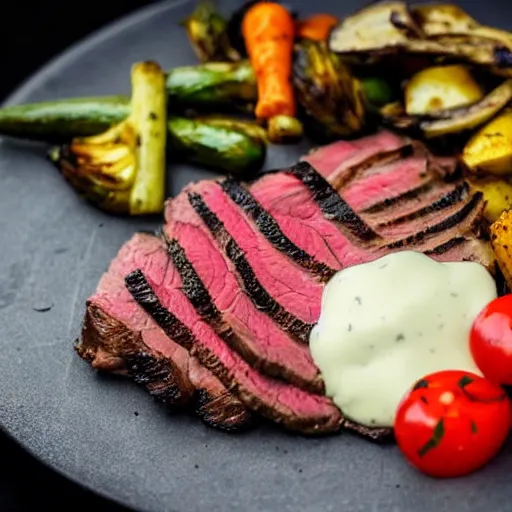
1 1 512 511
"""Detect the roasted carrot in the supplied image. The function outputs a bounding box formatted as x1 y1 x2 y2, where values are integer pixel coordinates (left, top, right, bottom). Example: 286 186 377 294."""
242 2 296 120
296 13 338 41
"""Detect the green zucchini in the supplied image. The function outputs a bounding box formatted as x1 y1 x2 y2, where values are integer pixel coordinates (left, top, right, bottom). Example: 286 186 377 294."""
0 96 131 142
168 116 266 176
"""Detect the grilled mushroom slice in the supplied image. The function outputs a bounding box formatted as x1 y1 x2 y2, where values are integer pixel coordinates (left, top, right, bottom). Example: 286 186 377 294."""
328 2 512 76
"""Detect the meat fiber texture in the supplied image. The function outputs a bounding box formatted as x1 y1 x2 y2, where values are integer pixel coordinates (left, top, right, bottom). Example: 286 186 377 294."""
78 130 493 438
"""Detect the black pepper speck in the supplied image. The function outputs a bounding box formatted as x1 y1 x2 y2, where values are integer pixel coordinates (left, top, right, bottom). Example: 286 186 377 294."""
396 333 405 342
348 324 352 332
355 296 362 305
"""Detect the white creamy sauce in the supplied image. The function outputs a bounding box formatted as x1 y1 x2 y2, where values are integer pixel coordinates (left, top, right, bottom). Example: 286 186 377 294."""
310 251 497 428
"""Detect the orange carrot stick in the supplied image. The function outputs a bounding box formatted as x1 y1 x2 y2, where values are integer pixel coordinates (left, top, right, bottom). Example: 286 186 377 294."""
296 13 338 41
242 2 296 120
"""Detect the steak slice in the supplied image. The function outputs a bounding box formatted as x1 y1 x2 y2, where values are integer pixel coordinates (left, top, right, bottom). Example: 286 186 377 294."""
247 157 492 270
163 196 323 393
188 180 325 324
302 130 406 177
221 178 337 280
77 233 250 431
125 267 342 435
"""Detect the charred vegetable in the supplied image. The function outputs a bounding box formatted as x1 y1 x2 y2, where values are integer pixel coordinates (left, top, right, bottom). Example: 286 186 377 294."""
167 116 266 175
405 65 484 115
412 4 512 64
181 0 240 62
293 40 365 140
0 61 258 142
468 178 512 223
0 96 131 142
49 61 167 215
328 2 512 77
382 79 512 138
463 110 512 175
167 60 256 109
267 115 303 144
194 115 268 141
242 2 300 142
491 210 512 291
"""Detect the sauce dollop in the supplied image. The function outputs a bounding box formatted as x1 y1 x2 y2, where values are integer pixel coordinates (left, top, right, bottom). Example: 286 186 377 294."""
309 251 497 427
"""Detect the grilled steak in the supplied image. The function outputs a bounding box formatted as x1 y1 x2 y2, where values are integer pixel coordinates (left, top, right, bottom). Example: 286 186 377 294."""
78 129 493 439
77 233 250 431
247 142 493 274
125 265 342 435
164 195 323 392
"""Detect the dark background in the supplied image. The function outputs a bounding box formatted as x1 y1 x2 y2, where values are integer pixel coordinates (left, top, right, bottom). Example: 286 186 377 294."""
0 5 151 511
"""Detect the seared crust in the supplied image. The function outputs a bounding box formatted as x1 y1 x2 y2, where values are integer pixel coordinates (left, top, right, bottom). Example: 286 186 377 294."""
78 303 193 406
126 269 342 435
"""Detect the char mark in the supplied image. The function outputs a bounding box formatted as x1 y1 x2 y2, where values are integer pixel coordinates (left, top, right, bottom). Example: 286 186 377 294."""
424 237 466 256
188 191 313 344
195 388 254 432
387 192 483 250
361 181 435 214
221 179 336 282
167 237 319 387
125 270 196 351
80 302 188 406
330 144 415 190
378 182 470 228
285 161 379 242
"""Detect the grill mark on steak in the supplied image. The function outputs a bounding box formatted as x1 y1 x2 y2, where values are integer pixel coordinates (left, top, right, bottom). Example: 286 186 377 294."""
126 270 343 434
284 161 379 242
165 238 321 391
221 179 336 282
79 233 251 432
386 192 484 249
359 182 436 214
377 182 470 228
78 303 188 406
194 388 254 432
125 270 197 347
330 144 416 191
424 237 466 255
187 191 314 344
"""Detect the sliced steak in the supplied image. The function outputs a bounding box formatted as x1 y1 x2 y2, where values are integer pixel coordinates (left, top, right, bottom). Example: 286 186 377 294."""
163 196 323 392
303 130 406 177
189 180 325 324
77 233 250 431
125 267 342 435
221 178 337 281
247 158 491 272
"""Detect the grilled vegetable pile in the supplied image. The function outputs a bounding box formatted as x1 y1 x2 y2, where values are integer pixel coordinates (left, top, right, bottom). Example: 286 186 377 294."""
3 0 512 217
326 1 512 225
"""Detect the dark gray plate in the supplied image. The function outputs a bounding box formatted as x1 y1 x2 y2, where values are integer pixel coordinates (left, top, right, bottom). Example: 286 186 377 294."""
1 1 512 511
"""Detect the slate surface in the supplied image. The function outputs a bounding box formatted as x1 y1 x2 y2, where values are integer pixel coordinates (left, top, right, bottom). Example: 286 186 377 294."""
1 1 512 511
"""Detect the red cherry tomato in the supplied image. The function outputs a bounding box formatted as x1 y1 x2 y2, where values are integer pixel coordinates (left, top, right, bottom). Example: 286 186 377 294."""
470 295 512 385
394 370 511 478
